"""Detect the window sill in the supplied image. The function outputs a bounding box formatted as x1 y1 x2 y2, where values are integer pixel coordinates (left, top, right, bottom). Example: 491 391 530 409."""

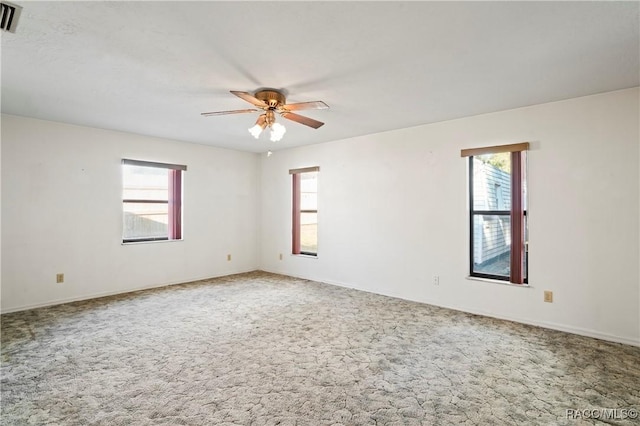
466 276 530 288
122 239 183 246
293 254 318 259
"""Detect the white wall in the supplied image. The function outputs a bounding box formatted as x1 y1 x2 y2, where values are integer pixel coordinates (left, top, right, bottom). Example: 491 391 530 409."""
260 88 640 346
1 115 260 312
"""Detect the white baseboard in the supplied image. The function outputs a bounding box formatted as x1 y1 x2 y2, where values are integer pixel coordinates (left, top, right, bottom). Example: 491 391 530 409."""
0 268 257 314
258 269 640 348
430 302 640 348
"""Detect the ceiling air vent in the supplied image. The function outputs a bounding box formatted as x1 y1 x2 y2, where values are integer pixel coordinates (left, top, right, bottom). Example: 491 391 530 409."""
0 2 21 33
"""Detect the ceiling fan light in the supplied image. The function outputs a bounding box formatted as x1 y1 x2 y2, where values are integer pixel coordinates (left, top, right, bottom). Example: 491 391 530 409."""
248 124 264 139
249 114 268 139
270 122 286 142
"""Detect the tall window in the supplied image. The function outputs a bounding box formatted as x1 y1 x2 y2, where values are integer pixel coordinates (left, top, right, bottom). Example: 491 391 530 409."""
461 143 528 284
122 159 186 243
290 166 319 256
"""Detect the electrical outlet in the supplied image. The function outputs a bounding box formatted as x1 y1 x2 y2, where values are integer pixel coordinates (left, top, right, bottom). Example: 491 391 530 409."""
544 291 553 303
279 253 283 260
227 254 231 261
433 275 440 286
56 273 64 283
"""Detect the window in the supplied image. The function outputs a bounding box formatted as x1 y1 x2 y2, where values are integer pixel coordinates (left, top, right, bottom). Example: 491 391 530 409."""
122 159 186 243
290 166 319 256
461 143 528 284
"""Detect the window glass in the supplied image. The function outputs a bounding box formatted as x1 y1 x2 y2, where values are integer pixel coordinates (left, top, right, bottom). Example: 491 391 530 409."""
123 202 169 240
472 214 511 277
473 154 511 211
300 212 318 254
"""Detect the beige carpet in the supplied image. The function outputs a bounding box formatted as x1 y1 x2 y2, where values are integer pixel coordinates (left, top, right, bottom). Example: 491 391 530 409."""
1 271 639 425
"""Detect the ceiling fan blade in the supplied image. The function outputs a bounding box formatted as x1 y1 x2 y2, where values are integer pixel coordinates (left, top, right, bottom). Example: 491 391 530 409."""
230 90 268 108
281 112 325 129
280 101 329 112
201 108 258 117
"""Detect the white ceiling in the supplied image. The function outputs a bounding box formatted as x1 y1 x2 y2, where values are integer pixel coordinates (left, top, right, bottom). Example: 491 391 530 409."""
2 1 638 153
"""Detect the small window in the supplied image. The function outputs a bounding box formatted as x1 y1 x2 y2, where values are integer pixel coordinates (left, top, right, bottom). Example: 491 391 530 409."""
290 166 319 256
122 159 186 243
461 143 528 284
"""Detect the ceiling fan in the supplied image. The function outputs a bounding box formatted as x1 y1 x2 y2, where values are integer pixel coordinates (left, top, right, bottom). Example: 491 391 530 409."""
201 89 329 142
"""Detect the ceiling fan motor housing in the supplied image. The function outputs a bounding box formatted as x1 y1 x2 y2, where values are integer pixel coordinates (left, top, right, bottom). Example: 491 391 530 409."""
255 90 286 109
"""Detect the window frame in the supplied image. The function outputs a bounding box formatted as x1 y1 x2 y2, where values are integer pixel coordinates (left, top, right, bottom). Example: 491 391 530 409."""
290 166 319 256
462 143 528 284
122 159 186 244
